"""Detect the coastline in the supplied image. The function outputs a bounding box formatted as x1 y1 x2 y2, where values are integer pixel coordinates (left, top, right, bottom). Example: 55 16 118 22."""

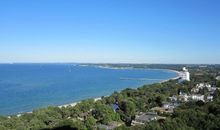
13 97 102 118
159 69 181 83
12 68 181 118
51 69 181 111
58 69 181 109
58 97 102 108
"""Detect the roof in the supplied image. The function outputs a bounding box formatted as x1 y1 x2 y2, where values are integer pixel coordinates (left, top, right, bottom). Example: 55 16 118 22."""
151 107 166 112
134 112 158 123
111 103 120 111
96 124 109 130
192 94 204 97
96 122 121 130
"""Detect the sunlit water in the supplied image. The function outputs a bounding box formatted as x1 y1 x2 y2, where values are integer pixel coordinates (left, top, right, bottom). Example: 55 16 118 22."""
0 64 177 115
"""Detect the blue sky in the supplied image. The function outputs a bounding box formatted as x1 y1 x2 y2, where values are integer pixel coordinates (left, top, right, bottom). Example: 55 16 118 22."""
0 0 220 64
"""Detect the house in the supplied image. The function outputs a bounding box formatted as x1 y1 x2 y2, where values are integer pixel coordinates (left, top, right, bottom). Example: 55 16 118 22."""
96 122 122 130
131 112 158 126
192 83 219 94
207 87 220 94
216 76 220 81
196 83 211 89
191 94 205 101
191 87 200 93
77 112 89 121
191 82 220 93
111 102 120 112
151 107 168 113
179 92 205 102
151 102 179 114
179 93 189 102
169 95 178 102
162 102 179 109
207 95 213 102
163 102 173 109
191 83 211 93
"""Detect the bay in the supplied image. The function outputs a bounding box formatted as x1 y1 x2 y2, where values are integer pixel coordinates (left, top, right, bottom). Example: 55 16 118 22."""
0 64 177 115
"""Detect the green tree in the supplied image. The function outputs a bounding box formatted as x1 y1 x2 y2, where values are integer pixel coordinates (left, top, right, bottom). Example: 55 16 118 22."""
84 116 96 130
93 102 119 124
119 101 136 125
155 96 163 107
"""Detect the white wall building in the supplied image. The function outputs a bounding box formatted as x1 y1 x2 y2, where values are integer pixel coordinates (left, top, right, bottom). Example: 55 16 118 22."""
207 95 213 102
185 71 190 81
179 92 189 102
181 67 190 81
182 67 187 71
196 83 211 89
191 94 205 101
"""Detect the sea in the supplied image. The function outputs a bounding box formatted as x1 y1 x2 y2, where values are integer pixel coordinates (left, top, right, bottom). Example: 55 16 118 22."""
0 64 178 115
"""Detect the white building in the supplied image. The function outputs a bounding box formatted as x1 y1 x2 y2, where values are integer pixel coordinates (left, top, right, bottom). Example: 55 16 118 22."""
162 102 178 110
182 67 187 71
192 83 219 94
179 93 205 102
185 71 190 81
169 95 178 102
216 76 220 81
181 67 190 81
207 95 213 102
196 83 211 89
179 92 189 102
191 83 211 93
191 94 205 101
191 87 200 93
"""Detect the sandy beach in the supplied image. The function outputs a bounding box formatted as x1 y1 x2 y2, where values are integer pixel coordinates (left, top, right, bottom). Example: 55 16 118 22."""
58 97 102 108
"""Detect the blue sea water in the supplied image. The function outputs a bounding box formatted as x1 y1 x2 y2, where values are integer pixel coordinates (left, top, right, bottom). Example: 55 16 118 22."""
0 64 177 115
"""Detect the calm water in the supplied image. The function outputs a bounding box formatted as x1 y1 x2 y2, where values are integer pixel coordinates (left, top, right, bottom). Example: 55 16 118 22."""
0 64 177 115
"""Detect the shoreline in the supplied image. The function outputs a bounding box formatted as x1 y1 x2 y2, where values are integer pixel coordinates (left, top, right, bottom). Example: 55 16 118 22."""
13 97 103 118
57 69 181 109
86 64 182 79
160 69 181 83
11 69 181 118
58 97 102 108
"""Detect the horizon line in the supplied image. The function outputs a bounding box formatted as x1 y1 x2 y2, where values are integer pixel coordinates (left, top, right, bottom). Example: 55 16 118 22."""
0 62 219 65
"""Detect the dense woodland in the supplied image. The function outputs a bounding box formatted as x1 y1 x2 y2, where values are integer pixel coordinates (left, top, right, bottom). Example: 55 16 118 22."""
0 65 220 130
